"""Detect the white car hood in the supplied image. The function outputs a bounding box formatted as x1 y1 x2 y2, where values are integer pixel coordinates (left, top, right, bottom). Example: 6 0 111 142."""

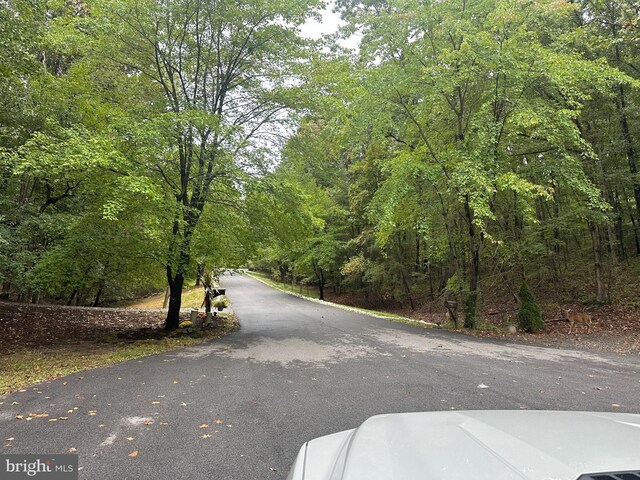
292 411 640 480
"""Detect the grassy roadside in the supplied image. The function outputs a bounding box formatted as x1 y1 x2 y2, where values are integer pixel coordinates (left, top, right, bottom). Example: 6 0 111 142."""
125 287 205 310
246 271 434 327
0 315 237 396
247 273 515 333
248 271 318 299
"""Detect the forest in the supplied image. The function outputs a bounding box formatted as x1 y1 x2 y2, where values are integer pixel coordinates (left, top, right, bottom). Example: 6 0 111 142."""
1 0 639 331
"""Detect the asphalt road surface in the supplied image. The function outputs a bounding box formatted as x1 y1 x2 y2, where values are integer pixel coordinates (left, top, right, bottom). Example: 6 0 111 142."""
1 274 639 479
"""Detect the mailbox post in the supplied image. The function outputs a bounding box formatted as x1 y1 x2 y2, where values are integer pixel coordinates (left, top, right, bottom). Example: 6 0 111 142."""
444 300 458 327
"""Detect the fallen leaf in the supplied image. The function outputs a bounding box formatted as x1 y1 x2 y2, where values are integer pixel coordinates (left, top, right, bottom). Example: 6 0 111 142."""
98 424 105 428
159 422 169 426
270 467 277 471
128 451 138 458
214 419 223 424
181 402 187 407
226 425 233 428
612 403 621 407
15 416 24 420
88 410 97 416
5 438 14 442
28 413 49 419
67 410 74 414
59 417 69 421
199 424 209 429
127 437 134 441
151 401 160 405
48 418 57 422
173 380 179 384
201 434 211 439
143 420 153 425
11 402 19 406
68 448 77 453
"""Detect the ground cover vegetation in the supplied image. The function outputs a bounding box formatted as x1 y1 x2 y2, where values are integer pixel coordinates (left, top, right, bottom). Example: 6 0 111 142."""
1 0 640 333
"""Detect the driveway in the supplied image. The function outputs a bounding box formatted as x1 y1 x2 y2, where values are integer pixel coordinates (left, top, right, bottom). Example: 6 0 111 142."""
1 274 638 479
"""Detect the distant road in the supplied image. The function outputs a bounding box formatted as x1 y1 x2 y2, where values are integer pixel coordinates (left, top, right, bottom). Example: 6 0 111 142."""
1 273 638 479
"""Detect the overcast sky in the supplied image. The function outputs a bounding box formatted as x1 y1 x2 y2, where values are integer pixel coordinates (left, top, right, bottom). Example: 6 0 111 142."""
300 4 344 39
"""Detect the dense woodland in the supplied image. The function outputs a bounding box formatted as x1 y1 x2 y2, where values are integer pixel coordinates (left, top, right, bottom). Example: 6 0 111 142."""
1 0 640 330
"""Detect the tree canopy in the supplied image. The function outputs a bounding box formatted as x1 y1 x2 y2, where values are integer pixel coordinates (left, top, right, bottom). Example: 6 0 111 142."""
2 0 639 329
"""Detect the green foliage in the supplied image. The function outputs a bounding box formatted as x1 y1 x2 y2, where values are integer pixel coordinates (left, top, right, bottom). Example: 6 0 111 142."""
2 0 640 324
212 295 230 309
518 283 544 333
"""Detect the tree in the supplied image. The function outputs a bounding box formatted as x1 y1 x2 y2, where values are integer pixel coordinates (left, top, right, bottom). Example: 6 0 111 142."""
100 0 321 329
517 283 543 333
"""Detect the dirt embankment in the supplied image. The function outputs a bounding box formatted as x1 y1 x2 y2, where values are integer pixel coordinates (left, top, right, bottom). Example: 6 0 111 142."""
0 302 179 353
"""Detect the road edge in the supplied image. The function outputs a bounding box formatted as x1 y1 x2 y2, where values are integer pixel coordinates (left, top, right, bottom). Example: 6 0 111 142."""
244 271 439 328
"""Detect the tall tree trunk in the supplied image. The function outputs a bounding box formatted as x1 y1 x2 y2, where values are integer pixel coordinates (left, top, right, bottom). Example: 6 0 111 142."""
612 192 626 261
415 233 420 272
166 269 185 330
463 197 481 329
613 37 640 220
625 187 640 255
316 265 325 301
589 221 610 304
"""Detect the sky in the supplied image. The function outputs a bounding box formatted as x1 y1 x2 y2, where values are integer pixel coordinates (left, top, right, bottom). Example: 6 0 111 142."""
300 3 345 40
299 3 361 51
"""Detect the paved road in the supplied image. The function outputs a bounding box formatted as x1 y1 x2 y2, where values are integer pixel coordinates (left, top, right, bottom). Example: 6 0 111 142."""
1 274 639 479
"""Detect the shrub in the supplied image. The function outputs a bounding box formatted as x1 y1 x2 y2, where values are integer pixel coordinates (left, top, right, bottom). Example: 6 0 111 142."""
212 295 229 309
518 283 543 332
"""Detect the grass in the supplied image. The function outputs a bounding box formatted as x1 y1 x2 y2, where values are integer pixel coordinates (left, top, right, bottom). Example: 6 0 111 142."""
248 271 318 299
0 316 237 396
125 287 206 310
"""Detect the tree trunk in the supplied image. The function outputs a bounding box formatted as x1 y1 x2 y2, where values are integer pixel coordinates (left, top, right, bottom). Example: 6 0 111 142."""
626 188 640 255
93 285 103 307
613 37 640 220
67 288 78 306
166 270 185 330
317 268 325 301
463 197 481 329
0 282 10 300
589 221 610 304
195 262 205 286
162 287 170 309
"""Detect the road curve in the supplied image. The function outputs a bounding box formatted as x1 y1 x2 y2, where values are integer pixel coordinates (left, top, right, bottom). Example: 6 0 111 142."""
1 273 638 479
